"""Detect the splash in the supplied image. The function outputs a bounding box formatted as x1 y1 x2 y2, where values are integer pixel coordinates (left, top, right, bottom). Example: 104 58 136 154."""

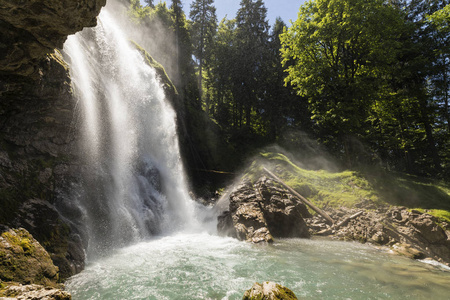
63 6 198 257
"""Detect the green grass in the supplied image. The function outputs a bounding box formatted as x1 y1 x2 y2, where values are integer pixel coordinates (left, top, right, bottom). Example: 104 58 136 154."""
243 152 450 220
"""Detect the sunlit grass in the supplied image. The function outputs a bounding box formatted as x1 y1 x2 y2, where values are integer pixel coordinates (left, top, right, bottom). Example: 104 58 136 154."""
243 152 450 221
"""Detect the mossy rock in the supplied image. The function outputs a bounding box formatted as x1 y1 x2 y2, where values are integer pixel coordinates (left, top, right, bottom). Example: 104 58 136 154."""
243 281 298 300
0 228 59 286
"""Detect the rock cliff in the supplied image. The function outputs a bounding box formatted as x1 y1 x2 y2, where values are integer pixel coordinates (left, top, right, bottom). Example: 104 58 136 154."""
0 0 106 280
0 0 106 78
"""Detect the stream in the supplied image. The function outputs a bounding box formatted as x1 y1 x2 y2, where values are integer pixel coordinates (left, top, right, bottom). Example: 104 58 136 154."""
66 232 450 299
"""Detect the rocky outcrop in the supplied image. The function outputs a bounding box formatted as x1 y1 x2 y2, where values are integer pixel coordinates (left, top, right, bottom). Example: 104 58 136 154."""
0 0 107 280
0 0 106 77
0 283 71 300
309 205 450 265
243 282 298 300
218 177 311 243
0 50 85 280
219 176 450 265
0 228 59 286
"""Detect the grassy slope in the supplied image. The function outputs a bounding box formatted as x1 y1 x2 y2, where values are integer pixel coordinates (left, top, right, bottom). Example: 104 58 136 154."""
243 152 450 223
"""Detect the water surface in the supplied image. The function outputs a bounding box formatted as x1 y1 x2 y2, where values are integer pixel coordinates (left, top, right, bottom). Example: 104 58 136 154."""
66 233 450 299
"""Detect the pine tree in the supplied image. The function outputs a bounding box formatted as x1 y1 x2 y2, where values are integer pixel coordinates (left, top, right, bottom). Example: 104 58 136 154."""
190 0 218 111
143 0 154 8
235 0 270 128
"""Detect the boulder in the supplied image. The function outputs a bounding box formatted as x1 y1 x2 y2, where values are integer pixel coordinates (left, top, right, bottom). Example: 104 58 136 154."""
0 228 59 286
218 177 310 243
243 281 298 300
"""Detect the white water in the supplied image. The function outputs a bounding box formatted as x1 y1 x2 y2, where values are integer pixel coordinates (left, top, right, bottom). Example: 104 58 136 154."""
63 6 202 258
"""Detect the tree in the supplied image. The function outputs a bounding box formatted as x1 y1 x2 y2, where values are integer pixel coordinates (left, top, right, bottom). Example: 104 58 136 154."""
190 0 218 111
280 0 405 165
234 0 270 128
428 4 450 133
207 18 237 128
144 0 154 8
169 0 199 107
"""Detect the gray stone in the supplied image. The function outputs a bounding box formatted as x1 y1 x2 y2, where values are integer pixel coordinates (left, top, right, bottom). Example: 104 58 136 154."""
218 177 310 243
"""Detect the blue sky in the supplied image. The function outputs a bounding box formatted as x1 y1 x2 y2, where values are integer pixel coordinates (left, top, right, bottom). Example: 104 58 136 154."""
143 1 307 26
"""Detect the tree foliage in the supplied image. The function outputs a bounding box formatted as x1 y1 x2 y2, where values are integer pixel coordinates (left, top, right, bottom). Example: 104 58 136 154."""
126 0 450 178
281 0 404 148
190 0 218 109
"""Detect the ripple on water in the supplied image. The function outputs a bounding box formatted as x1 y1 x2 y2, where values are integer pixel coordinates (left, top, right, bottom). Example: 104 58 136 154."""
66 233 450 300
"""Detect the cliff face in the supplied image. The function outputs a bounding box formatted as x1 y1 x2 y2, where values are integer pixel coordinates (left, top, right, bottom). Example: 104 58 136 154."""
0 0 106 77
0 0 106 280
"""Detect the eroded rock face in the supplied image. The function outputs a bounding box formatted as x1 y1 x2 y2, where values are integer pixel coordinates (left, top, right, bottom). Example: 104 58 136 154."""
0 0 106 279
218 177 310 243
0 0 106 77
0 51 85 279
243 281 298 300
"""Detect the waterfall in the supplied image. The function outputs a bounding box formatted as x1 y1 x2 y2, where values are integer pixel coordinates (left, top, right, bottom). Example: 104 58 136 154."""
62 6 197 257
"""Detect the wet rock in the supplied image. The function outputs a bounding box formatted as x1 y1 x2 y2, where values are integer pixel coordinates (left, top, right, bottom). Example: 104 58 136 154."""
243 281 298 300
0 41 85 281
392 243 425 259
0 228 59 286
0 283 71 300
11 199 85 280
218 177 310 243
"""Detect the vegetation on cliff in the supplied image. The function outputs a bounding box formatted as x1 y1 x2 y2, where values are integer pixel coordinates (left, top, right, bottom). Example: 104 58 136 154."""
126 0 450 184
244 151 450 223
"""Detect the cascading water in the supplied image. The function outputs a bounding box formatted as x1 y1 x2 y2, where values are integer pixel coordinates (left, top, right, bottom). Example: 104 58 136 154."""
59 3 450 299
63 6 198 257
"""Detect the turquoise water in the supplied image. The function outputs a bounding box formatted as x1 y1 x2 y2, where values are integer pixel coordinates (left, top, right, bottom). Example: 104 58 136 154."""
66 233 450 299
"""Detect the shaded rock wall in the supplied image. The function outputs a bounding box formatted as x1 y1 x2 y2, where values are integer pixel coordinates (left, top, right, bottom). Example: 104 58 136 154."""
0 50 83 280
0 0 106 77
0 0 107 280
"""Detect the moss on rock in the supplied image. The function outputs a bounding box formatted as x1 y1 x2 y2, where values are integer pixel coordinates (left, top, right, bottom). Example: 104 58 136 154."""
243 281 298 300
0 228 60 286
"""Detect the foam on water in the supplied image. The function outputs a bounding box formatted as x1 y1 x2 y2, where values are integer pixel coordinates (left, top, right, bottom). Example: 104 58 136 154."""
66 233 450 299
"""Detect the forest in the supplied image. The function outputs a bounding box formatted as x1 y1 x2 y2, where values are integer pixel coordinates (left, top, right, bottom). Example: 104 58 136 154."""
127 0 450 181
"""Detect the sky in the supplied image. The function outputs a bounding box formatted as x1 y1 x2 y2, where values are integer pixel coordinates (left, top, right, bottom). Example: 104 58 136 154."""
145 0 308 26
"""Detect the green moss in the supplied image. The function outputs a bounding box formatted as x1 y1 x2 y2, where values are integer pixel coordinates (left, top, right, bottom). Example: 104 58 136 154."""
412 209 450 223
130 40 177 96
2 232 35 255
245 152 379 209
274 284 298 299
1 229 59 286
244 152 450 216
